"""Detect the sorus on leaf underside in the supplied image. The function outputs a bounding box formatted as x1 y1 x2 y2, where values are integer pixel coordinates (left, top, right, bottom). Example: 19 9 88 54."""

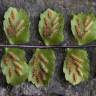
28 48 56 88
63 48 90 85
71 13 96 45
39 8 64 45
1 48 29 86
3 7 30 44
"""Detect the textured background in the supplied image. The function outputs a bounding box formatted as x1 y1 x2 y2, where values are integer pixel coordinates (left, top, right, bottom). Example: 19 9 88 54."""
0 0 96 96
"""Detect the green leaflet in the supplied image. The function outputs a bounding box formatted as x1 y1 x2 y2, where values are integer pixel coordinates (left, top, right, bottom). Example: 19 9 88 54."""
3 7 30 44
28 48 56 88
1 48 29 86
71 13 96 45
63 48 90 85
39 8 64 45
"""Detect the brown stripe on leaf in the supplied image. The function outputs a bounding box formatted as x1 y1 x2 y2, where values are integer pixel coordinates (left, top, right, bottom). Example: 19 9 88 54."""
32 56 40 65
17 20 24 31
8 51 20 61
53 16 59 25
32 68 37 77
31 57 37 65
76 68 82 77
45 17 49 26
43 24 50 37
40 63 48 74
16 26 25 37
38 53 48 64
3 56 9 65
85 21 93 32
76 18 85 37
75 25 83 38
52 22 59 32
13 61 23 70
7 26 16 36
8 17 13 26
71 54 83 63
15 68 23 76
9 67 13 77
39 70 46 80
40 63 47 74
38 71 43 81
36 72 43 84
84 16 92 27
73 73 77 82
72 59 82 69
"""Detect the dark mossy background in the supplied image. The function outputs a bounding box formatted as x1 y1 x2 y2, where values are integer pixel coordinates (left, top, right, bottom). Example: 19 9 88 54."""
0 0 96 96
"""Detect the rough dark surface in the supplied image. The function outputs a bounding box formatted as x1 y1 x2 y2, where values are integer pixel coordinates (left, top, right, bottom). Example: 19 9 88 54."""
0 0 96 96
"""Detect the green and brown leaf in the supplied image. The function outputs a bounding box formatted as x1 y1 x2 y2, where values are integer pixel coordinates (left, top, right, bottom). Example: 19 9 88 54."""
63 48 90 85
3 7 30 44
39 8 64 45
71 13 96 45
1 48 29 85
28 48 56 87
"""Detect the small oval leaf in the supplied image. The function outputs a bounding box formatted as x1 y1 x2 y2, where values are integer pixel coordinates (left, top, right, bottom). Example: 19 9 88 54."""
39 8 64 45
28 48 56 88
3 7 30 44
63 48 90 85
71 13 96 45
1 48 29 86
